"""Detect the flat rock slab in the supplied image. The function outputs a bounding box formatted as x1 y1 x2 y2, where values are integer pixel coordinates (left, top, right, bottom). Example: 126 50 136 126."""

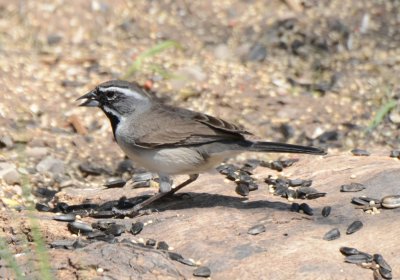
6 152 400 279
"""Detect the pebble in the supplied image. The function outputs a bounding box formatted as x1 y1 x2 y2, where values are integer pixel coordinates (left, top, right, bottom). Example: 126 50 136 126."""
0 167 21 185
36 156 65 175
0 135 13 148
26 147 48 158
193 266 211 278
381 195 400 209
247 224 266 235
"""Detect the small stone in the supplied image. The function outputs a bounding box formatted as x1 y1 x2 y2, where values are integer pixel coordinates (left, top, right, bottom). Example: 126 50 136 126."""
193 266 211 278
381 195 400 209
36 156 65 175
0 135 13 149
247 224 266 235
323 228 340 241
0 168 21 185
26 147 48 158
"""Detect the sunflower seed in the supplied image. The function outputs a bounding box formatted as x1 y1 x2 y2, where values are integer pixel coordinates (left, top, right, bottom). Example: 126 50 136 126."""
68 221 93 234
193 266 211 278
146 239 156 246
35 203 52 212
247 224 266 235
389 150 400 158
373 254 392 272
346 220 363 234
351 197 369 205
290 203 300 212
323 228 340 241
306 193 326 199
321 206 331 217
235 182 249 197
132 172 153 182
351 149 370 156
50 240 75 249
157 241 169 250
53 213 76 222
339 246 360 256
300 203 313 216
345 253 373 264
289 178 304 187
104 224 125 236
130 221 144 235
379 267 392 279
104 178 126 188
341 183 365 192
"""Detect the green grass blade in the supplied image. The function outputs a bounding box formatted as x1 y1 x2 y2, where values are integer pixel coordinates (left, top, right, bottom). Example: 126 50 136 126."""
367 99 397 131
0 237 24 280
123 40 181 78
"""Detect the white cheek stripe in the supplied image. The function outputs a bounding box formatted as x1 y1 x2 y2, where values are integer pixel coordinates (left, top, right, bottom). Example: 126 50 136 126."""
100 86 147 100
103 106 125 121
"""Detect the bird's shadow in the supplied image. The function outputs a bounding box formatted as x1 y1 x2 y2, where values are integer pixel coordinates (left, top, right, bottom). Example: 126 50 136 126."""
143 192 291 213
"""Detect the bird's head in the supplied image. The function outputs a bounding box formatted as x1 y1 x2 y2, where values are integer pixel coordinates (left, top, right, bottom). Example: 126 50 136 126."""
77 80 151 119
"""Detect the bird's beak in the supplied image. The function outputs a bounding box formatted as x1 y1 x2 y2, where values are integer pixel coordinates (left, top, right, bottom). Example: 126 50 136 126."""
76 91 100 107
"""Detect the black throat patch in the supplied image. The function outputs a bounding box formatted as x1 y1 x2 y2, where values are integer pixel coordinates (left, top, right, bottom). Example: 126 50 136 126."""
101 107 120 139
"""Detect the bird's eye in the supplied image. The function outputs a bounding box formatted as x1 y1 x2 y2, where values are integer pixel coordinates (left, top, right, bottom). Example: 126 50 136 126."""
105 91 116 100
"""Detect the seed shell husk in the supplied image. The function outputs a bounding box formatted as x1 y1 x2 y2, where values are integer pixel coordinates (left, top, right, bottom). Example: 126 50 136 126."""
323 228 340 241
346 220 363 234
339 246 360 256
340 183 366 192
351 149 370 156
53 213 76 222
131 221 144 235
193 266 211 278
381 195 400 209
300 203 313 216
321 206 331 217
373 254 392 272
247 224 266 235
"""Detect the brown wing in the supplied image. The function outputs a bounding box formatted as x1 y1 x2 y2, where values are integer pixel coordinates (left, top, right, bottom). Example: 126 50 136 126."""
132 104 249 148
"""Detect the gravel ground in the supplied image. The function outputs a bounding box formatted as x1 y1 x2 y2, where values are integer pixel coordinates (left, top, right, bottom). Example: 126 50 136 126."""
0 0 400 279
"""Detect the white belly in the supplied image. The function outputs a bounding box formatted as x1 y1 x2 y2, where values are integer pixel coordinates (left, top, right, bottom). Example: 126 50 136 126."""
116 136 238 175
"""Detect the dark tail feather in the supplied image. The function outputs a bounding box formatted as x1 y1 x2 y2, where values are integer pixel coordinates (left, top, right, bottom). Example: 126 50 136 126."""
249 141 326 155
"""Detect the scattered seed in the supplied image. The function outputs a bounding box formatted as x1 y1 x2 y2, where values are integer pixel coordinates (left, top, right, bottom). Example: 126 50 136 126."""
193 266 211 278
132 172 153 182
290 203 300 212
381 195 400 209
306 193 326 199
104 178 126 188
321 206 331 217
168 251 184 261
68 221 93 234
374 269 384 280
341 183 366 192
247 224 266 235
346 220 363 234
339 246 360 256
300 203 313 216
351 149 370 156
131 221 144 235
373 254 392 272
53 213 76 222
50 239 75 249
379 267 392 279
351 197 369 206
289 178 304 187
35 203 52 212
146 238 156 246
86 230 107 239
78 162 106 176
323 228 340 241
345 253 373 264
104 224 125 236
235 182 250 196
55 202 69 213
389 150 400 158
178 258 197 266
157 241 169 250
248 182 258 191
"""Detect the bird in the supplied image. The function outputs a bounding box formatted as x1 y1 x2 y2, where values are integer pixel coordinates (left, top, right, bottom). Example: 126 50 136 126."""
77 80 326 212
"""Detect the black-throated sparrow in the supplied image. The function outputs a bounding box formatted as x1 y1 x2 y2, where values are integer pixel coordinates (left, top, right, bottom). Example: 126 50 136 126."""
78 80 325 212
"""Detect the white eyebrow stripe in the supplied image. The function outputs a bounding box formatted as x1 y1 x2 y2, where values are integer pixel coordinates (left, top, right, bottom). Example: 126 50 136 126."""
99 86 147 100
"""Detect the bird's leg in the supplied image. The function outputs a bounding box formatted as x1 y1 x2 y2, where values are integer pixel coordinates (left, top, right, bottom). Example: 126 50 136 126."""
132 174 199 212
